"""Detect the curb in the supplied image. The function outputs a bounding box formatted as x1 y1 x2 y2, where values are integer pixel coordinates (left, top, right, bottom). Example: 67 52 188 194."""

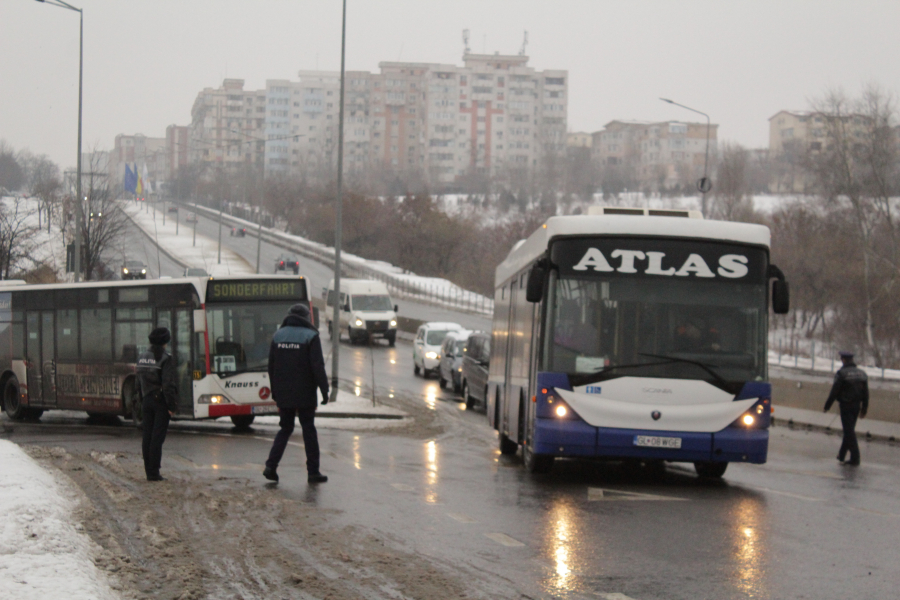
771 417 900 444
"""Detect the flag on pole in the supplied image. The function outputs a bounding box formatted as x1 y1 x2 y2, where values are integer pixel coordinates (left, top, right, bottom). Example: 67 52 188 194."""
136 163 143 195
124 164 137 193
142 164 153 194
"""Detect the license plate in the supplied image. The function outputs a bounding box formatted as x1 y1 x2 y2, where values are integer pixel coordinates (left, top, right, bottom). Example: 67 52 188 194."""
251 405 278 415
634 435 682 449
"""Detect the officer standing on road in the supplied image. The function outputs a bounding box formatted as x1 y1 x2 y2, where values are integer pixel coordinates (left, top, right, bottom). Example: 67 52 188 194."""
263 304 330 484
823 350 869 466
137 327 179 481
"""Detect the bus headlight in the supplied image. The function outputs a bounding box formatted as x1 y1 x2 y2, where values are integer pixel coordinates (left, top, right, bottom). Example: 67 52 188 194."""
555 405 568 418
742 414 755 426
198 394 228 404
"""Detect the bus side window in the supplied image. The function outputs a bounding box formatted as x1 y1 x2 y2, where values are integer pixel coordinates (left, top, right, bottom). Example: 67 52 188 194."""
81 309 112 361
57 309 79 360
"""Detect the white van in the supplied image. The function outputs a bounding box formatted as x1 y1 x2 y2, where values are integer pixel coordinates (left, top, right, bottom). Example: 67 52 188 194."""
324 279 398 346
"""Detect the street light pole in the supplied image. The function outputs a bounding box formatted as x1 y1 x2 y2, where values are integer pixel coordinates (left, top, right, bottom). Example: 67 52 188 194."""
660 97 712 216
330 0 347 402
36 0 84 281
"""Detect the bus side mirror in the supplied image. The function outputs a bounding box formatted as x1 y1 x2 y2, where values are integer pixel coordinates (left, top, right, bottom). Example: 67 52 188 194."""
768 264 790 314
394 304 398 313
526 262 546 303
773 280 790 314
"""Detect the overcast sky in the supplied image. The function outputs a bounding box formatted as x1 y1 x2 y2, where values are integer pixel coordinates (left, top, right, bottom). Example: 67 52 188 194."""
3 0 900 171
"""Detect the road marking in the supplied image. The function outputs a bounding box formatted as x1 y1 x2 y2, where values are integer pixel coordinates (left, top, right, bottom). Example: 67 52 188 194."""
752 486 824 502
447 513 477 523
763 466 842 480
391 483 415 491
484 532 525 547
600 594 641 600
588 487 687 502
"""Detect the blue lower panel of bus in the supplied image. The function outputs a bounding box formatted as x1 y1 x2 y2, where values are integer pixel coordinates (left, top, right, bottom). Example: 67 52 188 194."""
531 418 768 463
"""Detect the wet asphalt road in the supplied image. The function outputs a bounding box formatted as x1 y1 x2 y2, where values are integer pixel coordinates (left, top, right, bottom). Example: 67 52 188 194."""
11 207 900 598
4 334 900 599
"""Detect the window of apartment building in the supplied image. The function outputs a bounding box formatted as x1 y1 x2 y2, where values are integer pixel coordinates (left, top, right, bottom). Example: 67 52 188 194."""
782 128 794 138
545 77 565 85
459 129 466 135
460 76 467 86
460 102 467 109
498 77 505 87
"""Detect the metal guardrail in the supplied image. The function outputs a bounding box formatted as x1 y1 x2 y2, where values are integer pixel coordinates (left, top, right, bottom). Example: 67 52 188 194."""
185 202 495 317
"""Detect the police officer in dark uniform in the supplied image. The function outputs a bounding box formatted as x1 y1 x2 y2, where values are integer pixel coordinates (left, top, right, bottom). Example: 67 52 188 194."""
263 304 329 484
824 350 869 466
136 327 179 481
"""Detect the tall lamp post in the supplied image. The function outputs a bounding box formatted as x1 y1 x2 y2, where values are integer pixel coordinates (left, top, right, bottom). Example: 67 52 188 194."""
36 0 84 281
660 97 712 216
330 0 348 402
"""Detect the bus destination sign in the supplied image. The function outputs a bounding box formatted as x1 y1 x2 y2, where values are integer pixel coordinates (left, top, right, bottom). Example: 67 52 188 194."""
207 280 307 303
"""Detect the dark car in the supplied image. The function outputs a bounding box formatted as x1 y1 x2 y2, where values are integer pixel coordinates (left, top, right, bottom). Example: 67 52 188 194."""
121 260 147 280
167 205 178 213
275 253 300 275
460 331 491 411
186 213 198 223
230 227 247 237
183 267 209 277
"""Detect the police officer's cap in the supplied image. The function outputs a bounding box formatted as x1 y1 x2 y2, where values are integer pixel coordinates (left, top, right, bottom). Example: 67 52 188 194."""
288 303 310 319
838 350 854 359
149 327 171 345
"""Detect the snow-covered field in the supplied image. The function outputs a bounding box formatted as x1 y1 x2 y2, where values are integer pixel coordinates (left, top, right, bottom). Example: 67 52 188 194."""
0 441 118 600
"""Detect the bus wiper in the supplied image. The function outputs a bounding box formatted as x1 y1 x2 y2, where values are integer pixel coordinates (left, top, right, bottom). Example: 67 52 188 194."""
568 359 676 387
637 353 728 388
218 366 268 378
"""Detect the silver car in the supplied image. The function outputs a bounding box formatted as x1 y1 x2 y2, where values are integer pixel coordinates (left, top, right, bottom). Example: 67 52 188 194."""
438 330 472 393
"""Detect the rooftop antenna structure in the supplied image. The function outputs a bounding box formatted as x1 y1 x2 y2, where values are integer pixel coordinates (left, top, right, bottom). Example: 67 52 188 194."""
519 31 529 56
462 29 470 55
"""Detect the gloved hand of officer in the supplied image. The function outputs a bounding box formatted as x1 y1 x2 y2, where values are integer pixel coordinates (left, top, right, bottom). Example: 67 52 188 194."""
321 389 329 405
861 409 867 419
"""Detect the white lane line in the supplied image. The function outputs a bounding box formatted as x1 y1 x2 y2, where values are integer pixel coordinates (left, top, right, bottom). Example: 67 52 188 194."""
447 513 477 523
600 594 641 600
751 486 824 502
391 483 415 491
588 487 687 502
484 532 525 547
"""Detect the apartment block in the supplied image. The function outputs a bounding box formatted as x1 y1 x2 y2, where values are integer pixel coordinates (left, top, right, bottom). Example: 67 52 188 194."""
189 78 267 172
592 120 718 192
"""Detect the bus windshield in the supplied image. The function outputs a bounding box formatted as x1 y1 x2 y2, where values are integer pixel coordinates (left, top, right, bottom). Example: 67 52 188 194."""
207 301 295 373
545 276 767 385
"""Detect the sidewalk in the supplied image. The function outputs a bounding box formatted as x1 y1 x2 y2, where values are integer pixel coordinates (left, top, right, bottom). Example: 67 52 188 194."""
772 405 900 442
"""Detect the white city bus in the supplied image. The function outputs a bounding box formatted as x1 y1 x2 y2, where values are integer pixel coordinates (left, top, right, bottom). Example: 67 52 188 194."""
487 208 790 477
0 275 312 428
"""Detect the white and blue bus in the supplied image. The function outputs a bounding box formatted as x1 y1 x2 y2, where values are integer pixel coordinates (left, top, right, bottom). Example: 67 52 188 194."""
487 208 790 477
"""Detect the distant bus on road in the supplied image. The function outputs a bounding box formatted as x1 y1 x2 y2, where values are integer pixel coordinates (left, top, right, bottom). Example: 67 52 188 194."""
0 275 312 428
488 208 790 477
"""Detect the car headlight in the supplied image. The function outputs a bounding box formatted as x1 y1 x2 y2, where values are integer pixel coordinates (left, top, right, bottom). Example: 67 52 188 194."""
198 394 228 404
123 268 128 273
390 320 397 327
141 269 146 274
354 318 364 327
425 351 438 360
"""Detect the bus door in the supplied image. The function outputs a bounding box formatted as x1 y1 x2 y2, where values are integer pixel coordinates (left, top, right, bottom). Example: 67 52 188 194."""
502 279 517 436
41 311 56 406
25 312 41 404
157 308 194 415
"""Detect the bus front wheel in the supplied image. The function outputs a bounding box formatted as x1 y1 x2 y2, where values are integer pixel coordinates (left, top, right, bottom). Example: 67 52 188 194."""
231 415 255 429
4 376 28 421
694 461 728 478
524 444 553 473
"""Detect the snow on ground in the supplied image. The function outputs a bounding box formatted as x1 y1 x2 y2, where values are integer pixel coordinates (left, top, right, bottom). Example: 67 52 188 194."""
0 440 119 600
1 196 69 279
122 200 254 276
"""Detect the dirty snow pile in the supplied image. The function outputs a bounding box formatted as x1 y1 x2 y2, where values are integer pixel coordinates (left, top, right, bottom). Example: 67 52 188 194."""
0 440 118 600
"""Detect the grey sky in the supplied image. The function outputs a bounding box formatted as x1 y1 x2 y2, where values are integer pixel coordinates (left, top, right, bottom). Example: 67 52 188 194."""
3 0 899 172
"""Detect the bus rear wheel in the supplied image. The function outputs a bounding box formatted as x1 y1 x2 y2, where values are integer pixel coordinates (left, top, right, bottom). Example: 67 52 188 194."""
498 431 518 455
231 415 255 429
4 376 28 421
694 461 728 478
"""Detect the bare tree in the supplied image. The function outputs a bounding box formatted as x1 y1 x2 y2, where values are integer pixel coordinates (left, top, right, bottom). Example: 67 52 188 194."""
805 85 900 364
0 196 38 279
711 142 755 221
26 154 62 233
78 154 129 280
0 140 26 194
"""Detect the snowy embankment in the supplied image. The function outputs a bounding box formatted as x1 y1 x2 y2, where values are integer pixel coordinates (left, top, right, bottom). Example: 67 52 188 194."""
0 441 118 600
185 201 494 315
